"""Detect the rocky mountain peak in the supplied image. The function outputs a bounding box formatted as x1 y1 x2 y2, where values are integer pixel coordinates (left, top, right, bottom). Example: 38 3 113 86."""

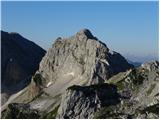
36 29 133 92
76 28 97 40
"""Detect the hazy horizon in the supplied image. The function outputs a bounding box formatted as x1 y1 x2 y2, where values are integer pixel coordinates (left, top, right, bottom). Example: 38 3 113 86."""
2 1 158 62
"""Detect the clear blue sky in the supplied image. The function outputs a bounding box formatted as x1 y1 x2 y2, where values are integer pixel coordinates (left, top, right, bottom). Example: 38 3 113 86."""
1 1 158 62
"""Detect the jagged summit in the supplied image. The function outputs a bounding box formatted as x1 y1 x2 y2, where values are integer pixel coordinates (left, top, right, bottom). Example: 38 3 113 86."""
53 29 106 50
37 29 133 88
76 28 97 40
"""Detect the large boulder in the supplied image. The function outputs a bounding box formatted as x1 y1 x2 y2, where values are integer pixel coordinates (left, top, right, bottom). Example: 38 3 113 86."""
1 103 40 119
56 84 120 118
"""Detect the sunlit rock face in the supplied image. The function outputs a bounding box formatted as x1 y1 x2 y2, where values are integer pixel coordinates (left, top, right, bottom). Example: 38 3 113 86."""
38 29 133 88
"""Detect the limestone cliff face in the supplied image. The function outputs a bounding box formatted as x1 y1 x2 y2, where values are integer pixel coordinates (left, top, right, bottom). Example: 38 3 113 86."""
56 84 120 119
38 29 133 87
1 31 46 105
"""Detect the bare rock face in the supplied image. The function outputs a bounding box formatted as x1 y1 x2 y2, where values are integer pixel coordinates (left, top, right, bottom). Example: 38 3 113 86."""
38 29 132 87
95 61 159 119
56 61 159 119
1 31 46 105
56 84 120 119
1 103 40 119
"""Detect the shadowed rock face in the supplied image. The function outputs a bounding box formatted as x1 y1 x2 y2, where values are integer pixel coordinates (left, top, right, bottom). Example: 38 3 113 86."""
1 31 46 105
1 103 40 119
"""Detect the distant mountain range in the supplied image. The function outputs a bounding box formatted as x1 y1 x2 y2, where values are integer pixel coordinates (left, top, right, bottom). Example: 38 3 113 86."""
124 54 158 63
126 59 142 67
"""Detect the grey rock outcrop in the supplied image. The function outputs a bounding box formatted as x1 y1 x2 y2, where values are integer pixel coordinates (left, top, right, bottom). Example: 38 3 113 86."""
56 61 159 119
56 84 120 118
1 103 40 119
95 61 159 119
1 31 46 105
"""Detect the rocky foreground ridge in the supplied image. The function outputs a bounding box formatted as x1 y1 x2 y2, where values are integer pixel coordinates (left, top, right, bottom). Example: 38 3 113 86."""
57 61 159 119
1 29 159 119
